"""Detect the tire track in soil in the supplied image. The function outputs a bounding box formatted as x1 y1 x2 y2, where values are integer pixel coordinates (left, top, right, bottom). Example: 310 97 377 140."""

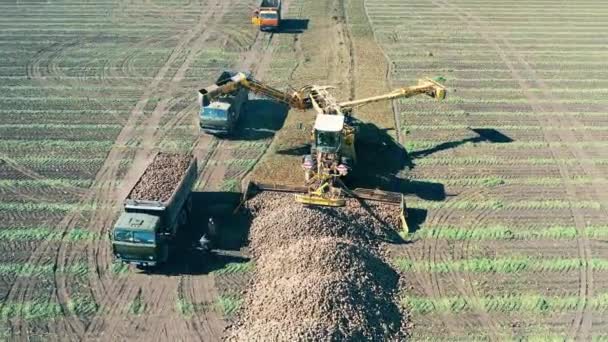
183 4 295 340
77 2 234 340
424 187 502 338
402 184 500 337
197 29 278 193
430 0 602 338
357 0 490 336
1 1 227 340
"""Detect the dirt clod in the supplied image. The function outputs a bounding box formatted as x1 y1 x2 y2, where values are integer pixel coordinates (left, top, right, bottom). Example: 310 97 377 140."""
128 152 191 202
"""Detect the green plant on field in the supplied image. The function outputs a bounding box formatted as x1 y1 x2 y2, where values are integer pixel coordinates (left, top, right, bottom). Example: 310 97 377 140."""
393 257 608 274
0 264 53 277
214 295 243 316
402 293 608 315
129 292 146 315
0 179 93 189
68 296 98 316
65 228 98 241
0 227 100 242
0 301 62 320
176 299 195 317
66 263 90 278
220 178 240 192
413 225 608 241
410 199 601 210
110 262 129 275
211 261 254 275
0 202 96 213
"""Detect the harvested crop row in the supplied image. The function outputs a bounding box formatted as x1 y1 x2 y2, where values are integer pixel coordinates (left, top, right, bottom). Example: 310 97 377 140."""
228 192 408 341
128 152 191 202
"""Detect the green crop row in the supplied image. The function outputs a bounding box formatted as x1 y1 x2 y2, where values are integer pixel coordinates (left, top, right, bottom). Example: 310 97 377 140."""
403 124 608 131
211 261 254 275
410 199 601 210
415 157 608 166
0 262 89 278
408 334 608 342
0 139 114 151
402 293 608 315
0 202 96 213
0 227 99 242
400 110 608 117
412 225 608 241
405 141 608 151
214 295 243 316
0 179 93 189
393 257 608 274
0 295 98 320
412 176 606 187
399 96 608 105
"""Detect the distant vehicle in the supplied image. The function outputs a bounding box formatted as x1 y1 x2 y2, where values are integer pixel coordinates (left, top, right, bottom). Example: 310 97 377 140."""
251 0 281 31
111 152 197 268
197 70 249 136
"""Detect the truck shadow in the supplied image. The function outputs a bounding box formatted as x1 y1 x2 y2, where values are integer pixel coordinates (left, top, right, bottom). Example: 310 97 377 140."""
232 99 289 141
146 191 251 275
275 19 309 34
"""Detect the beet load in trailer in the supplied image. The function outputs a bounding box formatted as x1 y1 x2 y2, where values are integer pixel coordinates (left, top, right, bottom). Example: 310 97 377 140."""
111 152 197 268
251 0 281 31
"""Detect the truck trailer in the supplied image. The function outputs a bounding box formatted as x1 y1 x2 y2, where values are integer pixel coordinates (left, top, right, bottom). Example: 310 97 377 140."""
111 152 197 268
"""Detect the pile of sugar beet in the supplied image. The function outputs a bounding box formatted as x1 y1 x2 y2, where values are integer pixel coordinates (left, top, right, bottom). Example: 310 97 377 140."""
129 153 191 202
226 192 410 341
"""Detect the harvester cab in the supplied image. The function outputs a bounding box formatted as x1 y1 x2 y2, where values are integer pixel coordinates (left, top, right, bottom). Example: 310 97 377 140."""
313 114 344 153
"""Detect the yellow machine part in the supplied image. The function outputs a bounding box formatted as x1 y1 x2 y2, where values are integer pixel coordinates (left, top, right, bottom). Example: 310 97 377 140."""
294 193 346 207
251 17 261 26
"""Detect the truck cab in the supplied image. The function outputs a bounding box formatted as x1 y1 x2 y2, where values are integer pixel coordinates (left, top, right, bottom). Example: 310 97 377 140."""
111 212 167 268
252 0 281 31
257 10 280 30
199 71 249 136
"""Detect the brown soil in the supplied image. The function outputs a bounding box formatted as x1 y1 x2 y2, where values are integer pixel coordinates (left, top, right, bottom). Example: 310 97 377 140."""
128 152 191 202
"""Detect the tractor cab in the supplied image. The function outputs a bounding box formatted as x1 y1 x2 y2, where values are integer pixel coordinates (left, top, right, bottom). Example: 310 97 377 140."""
313 114 344 153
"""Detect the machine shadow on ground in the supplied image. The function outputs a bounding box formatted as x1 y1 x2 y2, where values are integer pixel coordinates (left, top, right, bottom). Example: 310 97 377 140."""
230 99 289 141
350 121 447 202
407 128 513 160
144 191 251 276
275 19 309 34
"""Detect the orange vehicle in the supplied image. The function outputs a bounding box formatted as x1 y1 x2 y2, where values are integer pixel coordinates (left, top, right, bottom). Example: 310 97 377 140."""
251 0 281 31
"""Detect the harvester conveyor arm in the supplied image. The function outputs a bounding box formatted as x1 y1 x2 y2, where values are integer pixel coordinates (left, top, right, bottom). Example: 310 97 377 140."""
199 72 311 110
337 78 446 110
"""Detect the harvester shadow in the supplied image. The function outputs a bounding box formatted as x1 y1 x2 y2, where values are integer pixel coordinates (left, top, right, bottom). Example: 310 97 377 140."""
407 128 513 160
275 19 309 34
231 99 289 141
351 121 446 202
147 191 251 275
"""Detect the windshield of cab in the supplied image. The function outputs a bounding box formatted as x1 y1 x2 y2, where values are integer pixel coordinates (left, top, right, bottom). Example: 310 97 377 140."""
260 12 278 19
202 107 228 119
316 131 340 150
113 229 155 244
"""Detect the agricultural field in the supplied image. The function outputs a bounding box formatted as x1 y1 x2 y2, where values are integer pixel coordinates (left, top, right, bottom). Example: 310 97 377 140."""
1 0 608 340
365 0 608 340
